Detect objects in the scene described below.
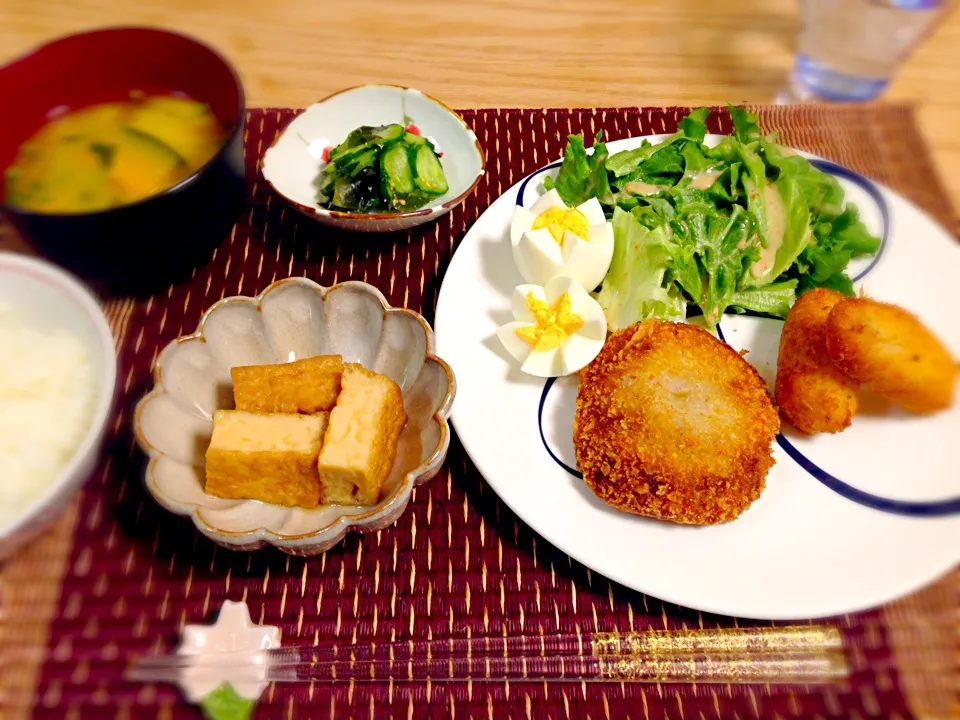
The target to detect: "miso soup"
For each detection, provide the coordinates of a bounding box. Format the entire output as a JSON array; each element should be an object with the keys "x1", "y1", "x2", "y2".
[{"x1": 4, "y1": 95, "x2": 226, "y2": 214}]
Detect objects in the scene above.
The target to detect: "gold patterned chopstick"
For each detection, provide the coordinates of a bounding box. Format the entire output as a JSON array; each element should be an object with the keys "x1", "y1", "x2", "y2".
[
  {"x1": 590, "y1": 625, "x2": 843, "y2": 656},
  {"x1": 594, "y1": 651, "x2": 848, "y2": 683},
  {"x1": 128, "y1": 651, "x2": 849, "y2": 685},
  {"x1": 132, "y1": 625, "x2": 844, "y2": 670}
]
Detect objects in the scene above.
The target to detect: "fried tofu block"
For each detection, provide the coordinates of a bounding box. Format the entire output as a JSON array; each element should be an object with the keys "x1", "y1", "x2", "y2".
[
  {"x1": 231, "y1": 355, "x2": 343, "y2": 414},
  {"x1": 204, "y1": 410, "x2": 328, "y2": 508},
  {"x1": 317, "y1": 364, "x2": 407, "y2": 505}
]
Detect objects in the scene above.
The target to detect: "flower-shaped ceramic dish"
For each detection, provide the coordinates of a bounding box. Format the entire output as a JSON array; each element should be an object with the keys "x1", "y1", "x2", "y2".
[
  {"x1": 262, "y1": 84, "x2": 485, "y2": 232},
  {"x1": 133, "y1": 278, "x2": 455, "y2": 555}
]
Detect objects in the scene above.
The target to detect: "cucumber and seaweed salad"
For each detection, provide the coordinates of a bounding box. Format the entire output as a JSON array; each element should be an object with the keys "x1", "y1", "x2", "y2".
[{"x1": 317, "y1": 124, "x2": 449, "y2": 213}]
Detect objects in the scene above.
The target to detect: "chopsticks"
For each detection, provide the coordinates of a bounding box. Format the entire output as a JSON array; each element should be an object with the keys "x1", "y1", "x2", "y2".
[
  {"x1": 126, "y1": 625, "x2": 848, "y2": 685},
  {"x1": 129, "y1": 653, "x2": 846, "y2": 684}
]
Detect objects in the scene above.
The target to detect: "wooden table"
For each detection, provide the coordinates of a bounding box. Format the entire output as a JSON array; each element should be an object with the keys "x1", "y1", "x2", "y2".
[
  {"x1": 2, "y1": 0, "x2": 959, "y2": 210},
  {"x1": 2, "y1": 7, "x2": 959, "y2": 718}
]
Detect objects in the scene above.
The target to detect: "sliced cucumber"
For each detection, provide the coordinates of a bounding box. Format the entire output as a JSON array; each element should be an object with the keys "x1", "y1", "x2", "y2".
[
  {"x1": 339, "y1": 146, "x2": 379, "y2": 176},
  {"x1": 403, "y1": 131, "x2": 427, "y2": 146},
  {"x1": 331, "y1": 142, "x2": 374, "y2": 171},
  {"x1": 410, "y1": 144, "x2": 448, "y2": 195},
  {"x1": 329, "y1": 128, "x2": 366, "y2": 159},
  {"x1": 380, "y1": 144, "x2": 415, "y2": 203},
  {"x1": 370, "y1": 124, "x2": 405, "y2": 143}
]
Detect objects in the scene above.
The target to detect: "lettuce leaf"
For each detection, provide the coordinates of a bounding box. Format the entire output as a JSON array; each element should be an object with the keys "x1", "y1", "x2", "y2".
[
  {"x1": 730, "y1": 280, "x2": 798, "y2": 318},
  {"x1": 741, "y1": 177, "x2": 813, "y2": 288},
  {"x1": 784, "y1": 204, "x2": 881, "y2": 296},
  {"x1": 544, "y1": 132, "x2": 613, "y2": 206},
  {"x1": 605, "y1": 108, "x2": 710, "y2": 179},
  {"x1": 636, "y1": 143, "x2": 685, "y2": 177},
  {"x1": 706, "y1": 161, "x2": 741, "y2": 203},
  {"x1": 605, "y1": 140, "x2": 661, "y2": 178},
  {"x1": 681, "y1": 140, "x2": 714, "y2": 174},
  {"x1": 760, "y1": 138, "x2": 844, "y2": 216},
  {"x1": 635, "y1": 197, "x2": 675, "y2": 225},
  {"x1": 705, "y1": 136, "x2": 766, "y2": 199},
  {"x1": 596, "y1": 208, "x2": 686, "y2": 330},
  {"x1": 730, "y1": 105, "x2": 763, "y2": 145},
  {"x1": 678, "y1": 107, "x2": 710, "y2": 143},
  {"x1": 795, "y1": 271, "x2": 855, "y2": 297},
  {"x1": 669, "y1": 194, "x2": 755, "y2": 325}
]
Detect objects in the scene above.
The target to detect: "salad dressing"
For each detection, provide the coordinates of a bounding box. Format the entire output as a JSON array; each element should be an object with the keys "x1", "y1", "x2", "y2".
[
  {"x1": 623, "y1": 181, "x2": 668, "y2": 195},
  {"x1": 687, "y1": 167, "x2": 723, "y2": 191},
  {"x1": 750, "y1": 183, "x2": 787, "y2": 278}
]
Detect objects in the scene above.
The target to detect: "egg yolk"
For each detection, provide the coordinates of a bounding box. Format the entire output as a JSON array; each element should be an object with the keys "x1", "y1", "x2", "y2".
[
  {"x1": 531, "y1": 207, "x2": 590, "y2": 244},
  {"x1": 515, "y1": 292, "x2": 584, "y2": 351}
]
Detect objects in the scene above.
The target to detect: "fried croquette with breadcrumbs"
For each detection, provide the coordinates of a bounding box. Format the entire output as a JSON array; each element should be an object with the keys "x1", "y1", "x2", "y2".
[
  {"x1": 825, "y1": 297, "x2": 958, "y2": 415},
  {"x1": 776, "y1": 288, "x2": 859, "y2": 434},
  {"x1": 573, "y1": 320, "x2": 780, "y2": 525}
]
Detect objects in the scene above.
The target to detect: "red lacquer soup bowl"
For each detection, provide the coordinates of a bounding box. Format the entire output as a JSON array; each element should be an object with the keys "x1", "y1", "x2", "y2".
[{"x1": 0, "y1": 27, "x2": 246, "y2": 293}]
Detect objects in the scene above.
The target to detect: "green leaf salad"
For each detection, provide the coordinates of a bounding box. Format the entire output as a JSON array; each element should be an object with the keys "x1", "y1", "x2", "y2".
[{"x1": 544, "y1": 106, "x2": 882, "y2": 331}]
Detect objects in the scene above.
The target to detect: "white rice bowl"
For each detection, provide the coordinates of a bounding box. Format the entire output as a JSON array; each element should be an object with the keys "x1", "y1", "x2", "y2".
[{"x1": 0, "y1": 253, "x2": 117, "y2": 558}]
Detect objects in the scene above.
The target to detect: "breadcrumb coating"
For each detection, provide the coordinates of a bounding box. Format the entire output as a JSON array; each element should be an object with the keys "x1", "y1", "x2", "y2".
[
  {"x1": 574, "y1": 320, "x2": 780, "y2": 525},
  {"x1": 776, "y1": 288, "x2": 859, "y2": 434},
  {"x1": 825, "y1": 297, "x2": 958, "y2": 415}
]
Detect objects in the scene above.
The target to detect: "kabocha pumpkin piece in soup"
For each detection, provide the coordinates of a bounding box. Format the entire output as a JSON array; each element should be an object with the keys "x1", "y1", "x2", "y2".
[
  {"x1": 317, "y1": 364, "x2": 407, "y2": 505},
  {"x1": 107, "y1": 128, "x2": 186, "y2": 200},
  {"x1": 574, "y1": 320, "x2": 779, "y2": 525},
  {"x1": 125, "y1": 95, "x2": 226, "y2": 167},
  {"x1": 231, "y1": 355, "x2": 344, "y2": 415},
  {"x1": 4, "y1": 140, "x2": 117, "y2": 213},
  {"x1": 204, "y1": 410, "x2": 327, "y2": 508}
]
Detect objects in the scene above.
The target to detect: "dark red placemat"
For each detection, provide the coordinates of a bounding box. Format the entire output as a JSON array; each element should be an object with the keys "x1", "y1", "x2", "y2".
[{"x1": 9, "y1": 105, "x2": 956, "y2": 719}]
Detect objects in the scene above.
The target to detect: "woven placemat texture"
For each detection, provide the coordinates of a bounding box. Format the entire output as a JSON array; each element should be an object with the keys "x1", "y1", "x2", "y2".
[{"x1": 2, "y1": 105, "x2": 958, "y2": 720}]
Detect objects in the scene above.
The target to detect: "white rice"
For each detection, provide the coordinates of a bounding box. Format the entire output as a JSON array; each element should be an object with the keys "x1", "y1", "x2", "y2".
[{"x1": 0, "y1": 302, "x2": 97, "y2": 526}]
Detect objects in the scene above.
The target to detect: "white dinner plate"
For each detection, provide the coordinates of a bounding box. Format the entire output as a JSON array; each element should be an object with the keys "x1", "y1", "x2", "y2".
[{"x1": 434, "y1": 134, "x2": 960, "y2": 620}]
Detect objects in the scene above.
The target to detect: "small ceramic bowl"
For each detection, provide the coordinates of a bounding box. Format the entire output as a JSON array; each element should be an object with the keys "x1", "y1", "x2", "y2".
[
  {"x1": 0, "y1": 252, "x2": 118, "y2": 559},
  {"x1": 262, "y1": 85, "x2": 485, "y2": 232},
  {"x1": 133, "y1": 278, "x2": 456, "y2": 555}
]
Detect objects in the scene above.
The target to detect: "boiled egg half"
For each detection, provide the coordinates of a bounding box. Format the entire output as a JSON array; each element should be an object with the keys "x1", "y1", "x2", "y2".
[
  {"x1": 510, "y1": 189, "x2": 614, "y2": 291},
  {"x1": 496, "y1": 276, "x2": 607, "y2": 377}
]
